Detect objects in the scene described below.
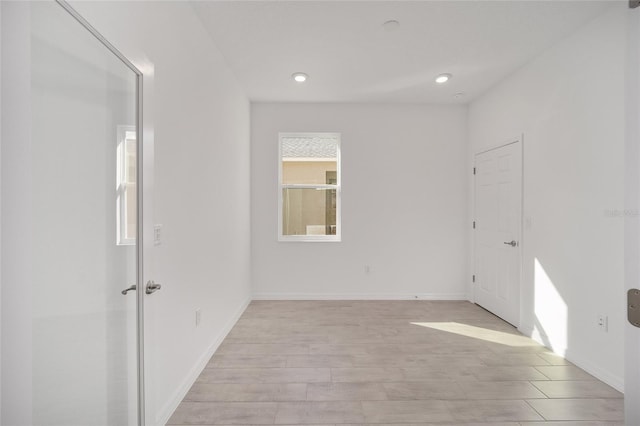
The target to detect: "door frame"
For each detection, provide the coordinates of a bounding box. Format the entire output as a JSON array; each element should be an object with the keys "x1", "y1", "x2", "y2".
[
  {"x1": 472, "y1": 136, "x2": 524, "y2": 328},
  {"x1": 54, "y1": 1, "x2": 147, "y2": 424}
]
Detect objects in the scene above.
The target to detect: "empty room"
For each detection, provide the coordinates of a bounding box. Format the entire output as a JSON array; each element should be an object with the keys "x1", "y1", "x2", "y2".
[{"x1": 2, "y1": 0, "x2": 640, "y2": 424}]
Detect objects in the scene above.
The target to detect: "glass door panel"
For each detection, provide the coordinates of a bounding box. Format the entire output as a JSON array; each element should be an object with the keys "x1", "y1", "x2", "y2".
[{"x1": 30, "y1": 2, "x2": 140, "y2": 424}]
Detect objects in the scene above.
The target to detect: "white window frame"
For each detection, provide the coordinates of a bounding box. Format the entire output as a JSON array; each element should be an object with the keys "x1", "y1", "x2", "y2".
[
  {"x1": 278, "y1": 132, "x2": 341, "y2": 242},
  {"x1": 117, "y1": 125, "x2": 136, "y2": 246}
]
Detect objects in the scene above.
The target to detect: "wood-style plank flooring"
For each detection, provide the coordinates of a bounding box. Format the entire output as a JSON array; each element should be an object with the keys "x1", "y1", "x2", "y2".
[{"x1": 168, "y1": 300, "x2": 623, "y2": 425}]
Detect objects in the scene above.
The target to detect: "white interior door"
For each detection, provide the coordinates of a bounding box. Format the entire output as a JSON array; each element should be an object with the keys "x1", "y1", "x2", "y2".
[
  {"x1": 7, "y1": 1, "x2": 144, "y2": 424},
  {"x1": 474, "y1": 140, "x2": 522, "y2": 326},
  {"x1": 625, "y1": 4, "x2": 640, "y2": 423}
]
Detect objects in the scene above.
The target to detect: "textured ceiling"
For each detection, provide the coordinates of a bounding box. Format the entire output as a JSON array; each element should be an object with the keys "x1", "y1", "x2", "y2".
[{"x1": 192, "y1": 1, "x2": 615, "y2": 104}]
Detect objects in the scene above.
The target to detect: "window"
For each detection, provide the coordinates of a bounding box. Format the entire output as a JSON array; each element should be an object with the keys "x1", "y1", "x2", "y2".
[
  {"x1": 279, "y1": 132, "x2": 341, "y2": 242},
  {"x1": 117, "y1": 126, "x2": 137, "y2": 245}
]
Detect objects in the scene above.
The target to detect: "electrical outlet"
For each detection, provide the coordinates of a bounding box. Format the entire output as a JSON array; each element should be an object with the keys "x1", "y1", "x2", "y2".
[
  {"x1": 597, "y1": 314, "x2": 608, "y2": 332},
  {"x1": 195, "y1": 308, "x2": 202, "y2": 327}
]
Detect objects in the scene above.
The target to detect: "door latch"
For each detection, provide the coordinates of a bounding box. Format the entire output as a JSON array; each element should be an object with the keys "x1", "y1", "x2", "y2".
[{"x1": 146, "y1": 280, "x2": 162, "y2": 295}]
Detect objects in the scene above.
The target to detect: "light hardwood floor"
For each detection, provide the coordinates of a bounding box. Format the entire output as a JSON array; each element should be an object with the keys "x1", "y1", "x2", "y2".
[{"x1": 168, "y1": 300, "x2": 624, "y2": 425}]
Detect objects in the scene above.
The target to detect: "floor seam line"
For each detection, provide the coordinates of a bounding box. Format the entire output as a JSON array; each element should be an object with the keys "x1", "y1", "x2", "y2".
[{"x1": 524, "y1": 398, "x2": 548, "y2": 421}]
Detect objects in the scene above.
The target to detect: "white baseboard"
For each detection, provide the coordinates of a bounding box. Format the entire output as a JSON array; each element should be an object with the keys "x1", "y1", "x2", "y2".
[
  {"x1": 157, "y1": 295, "x2": 251, "y2": 426},
  {"x1": 252, "y1": 293, "x2": 468, "y2": 301},
  {"x1": 518, "y1": 323, "x2": 547, "y2": 346},
  {"x1": 518, "y1": 322, "x2": 624, "y2": 393},
  {"x1": 564, "y1": 348, "x2": 624, "y2": 393}
]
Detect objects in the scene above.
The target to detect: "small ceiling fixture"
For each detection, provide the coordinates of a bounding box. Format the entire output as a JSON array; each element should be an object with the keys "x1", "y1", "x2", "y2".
[
  {"x1": 292, "y1": 72, "x2": 308, "y2": 83},
  {"x1": 382, "y1": 20, "x2": 400, "y2": 31},
  {"x1": 435, "y1": 73, "x2": 452, "y2": 84}
]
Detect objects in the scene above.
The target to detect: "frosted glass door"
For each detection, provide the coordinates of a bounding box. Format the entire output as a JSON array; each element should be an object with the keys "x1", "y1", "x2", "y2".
[{"x1": 31, "y1": 2, "x2": 140, "y2": 424}]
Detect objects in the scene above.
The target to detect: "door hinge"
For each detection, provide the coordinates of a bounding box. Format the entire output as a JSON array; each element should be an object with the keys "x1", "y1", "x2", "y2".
[
  {"x1": 473, "y1": 221, "x2": 476, "y2": 229},
  {"x1": 473, "y1": 167, "x2": 476, "y2": 175},
  {"x1": 472, "y1": 275, "x2": 476, "y2": 283}
]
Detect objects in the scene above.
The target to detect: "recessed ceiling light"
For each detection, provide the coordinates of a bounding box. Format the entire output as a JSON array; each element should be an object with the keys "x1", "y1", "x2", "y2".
[
  {"x1": 435, "y1": 73, "x2": 452, "y2": 84},
  {"x1": 292, "y1": 72, "x2": 308, "y2": 83},
  {"x1": 382, "y1": 20, "x2": 400, "y2": 31}
]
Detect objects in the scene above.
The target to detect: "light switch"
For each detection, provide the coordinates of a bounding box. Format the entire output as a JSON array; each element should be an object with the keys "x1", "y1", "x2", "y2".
[
  {"x1": 524, "y1": 216, "x2": 532, "y2": 230},
  {"x1": 154, "y1": 224, "x2": 162, "y2": 246}
]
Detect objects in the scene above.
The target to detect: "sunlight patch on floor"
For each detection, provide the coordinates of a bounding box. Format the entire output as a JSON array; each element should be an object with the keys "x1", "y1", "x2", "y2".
[{"x1": 410, "y1": 322, "x2": 540, "y2": 347}]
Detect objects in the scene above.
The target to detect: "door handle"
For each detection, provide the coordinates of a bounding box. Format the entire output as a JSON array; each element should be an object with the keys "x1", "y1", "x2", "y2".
[
  {"x1": 121, "y1": 285, "x2": 136, "y2": 295},
  {"x1": 503, "y1": 240, "x2": 517, "y2": 247},
  {"x1": 629, "y1": 289, "x2": 640, "y2": 328},
  {"x1": 145, "y1": 280, "x2": 162, "y2": 295}
]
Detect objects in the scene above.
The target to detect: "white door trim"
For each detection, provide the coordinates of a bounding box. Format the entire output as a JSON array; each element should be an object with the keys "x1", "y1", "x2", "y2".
[{"x1": 472, "y1": 136, "x2": 524, "y2": 328}]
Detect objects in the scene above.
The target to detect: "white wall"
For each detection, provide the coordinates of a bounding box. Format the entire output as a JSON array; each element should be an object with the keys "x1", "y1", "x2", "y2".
[
  {"x1": 251, "y1": 103, "x2": 468, "y2": 299},
  {"x1": 469, "y1": 4, "x2": 626, "y2": 389},
  {"x1": 1, "y1": 2, "x2": 251, "y2": 425},
  {"x1": 70, "y1": 2, "x2": 252, "y2": 423}
]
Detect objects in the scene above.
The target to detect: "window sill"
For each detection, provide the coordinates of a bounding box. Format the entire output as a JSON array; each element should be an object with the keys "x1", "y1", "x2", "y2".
[{"x1": 278, "y1": 235, "x2": 341, "y2": 243}]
